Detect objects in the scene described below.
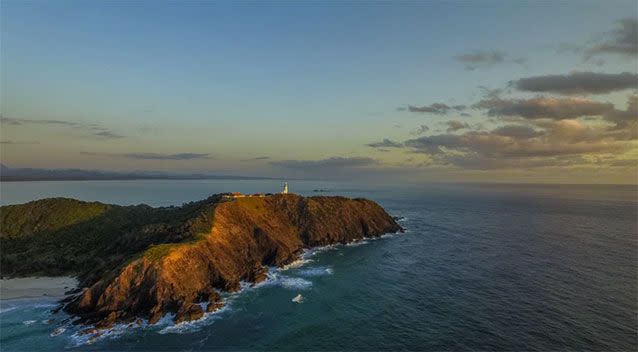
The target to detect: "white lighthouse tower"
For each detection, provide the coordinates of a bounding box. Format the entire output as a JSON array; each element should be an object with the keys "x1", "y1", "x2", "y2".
[{"x1": 282, "y1": 182, "x2": 289, "y2": 194}]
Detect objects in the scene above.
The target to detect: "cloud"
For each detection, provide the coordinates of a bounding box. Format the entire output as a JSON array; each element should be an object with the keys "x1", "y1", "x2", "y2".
[
  {"x1": 404, "y1": 130, "x2": 628, "y2": 169},
  {"x1": 584, "y1": 18, "x2": 637, "y2": 59},
  {"x1": 1, "y1": 116, "x2": 125, "y2": 140},
  {"x1": 411, "y1": 124, "x2": 430, "y2": 135},
  {"x1": 491, "y1": 125, "x2": 543, "y2": 139},
  {"x1": 81, "y1": 152, "x2": 211, "y2": 160},
  {"x1": 366, "y1": 139, "x2": 403, "y2": 148},
  {"x1": 454, "y1": 50, "x2": 526, "y2": 70},
  {"x1": 603, "y1": 95, "x2": 637, "y2": 138},
  {"x1": 0, "y1": 140, "x2": 39, "y2": 145},
  {"x1": 271, "y1": 157, "x2": 377, "y2": 169},
  {"x1": 445, "y1": 120, "x2": 470, "y2": 132},
  {"x1": 511, "y1": 72, "x2": 638, "y2": 95},
  {"x1": 94, "y1": 131, "x2": 125, "y2": 139},
  {"x1": 0, "y1": 117, "x2": 79, "y2": 127},
  {"x1": 124, "y1": 153, "x2": 210, "y2": 160},
  {"x1": 607, "y1": 159, "x2": 638, "y2": 168},
  {"x1": 402, "y1": 103, "x2": 466, "y2": 115},
  {"x1": 478, "y1": 86, "x2": 507, "y2": 99},
  {"x1": 399, "y1": 110, "x2": 636, "y2": 170},
  {"x1": 473, "y1": 96, "x2": 614, "y2": 120},
  {"x1": 241, "y1": 156, "x2": 271, "y2": 161},
  {"x1": 455, "y1": 50, "x2": 505, "y2": 70}
]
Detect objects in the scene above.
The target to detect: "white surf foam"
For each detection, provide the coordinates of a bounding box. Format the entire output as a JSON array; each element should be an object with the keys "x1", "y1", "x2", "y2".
[
  {"x1": 297, "y1": 266, "x2": 334, "y2": 277},
  {"x1": 50, "y1": 327, "x2": 66, "y2": 337},
  {"x1": 279, "y1": 277, "x2": 312, "y2": 290},
  {"x1": 346, "y1": 240, "x2": 369, "y2": 247},
  {"x1": 70, "y1": 320, "x2": 140, "y2": 346},
  {"x1": 158, "y1": 304, "x2": 229, "y2": 335},
  {"x1": 0, "y1": 306, "x2": 16, "y2": 314}
]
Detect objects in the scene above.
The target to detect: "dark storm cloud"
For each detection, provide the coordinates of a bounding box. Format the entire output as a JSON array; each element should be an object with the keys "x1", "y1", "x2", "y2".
[
  {"x1": 473, "y1": 97, "x2": 614, "y2": 120},
  {"x1": 584, "y1": 18, "x2": 638, "y2": 59},
  {"x1": 366, "y1": 139, "x2": 403, "y2": 148},
  {"x1": 454, "y1": 50, "x2": 526, "y2": 70},
  {"x1": 271, "y1": 157, "x2": 377, "y2": 169},
  {"x1": 402, "y1": 103, "x2": 466, "y2": 115},
  {"x1": 511, "y1": 72, "x2": 638, "y2": 95}
]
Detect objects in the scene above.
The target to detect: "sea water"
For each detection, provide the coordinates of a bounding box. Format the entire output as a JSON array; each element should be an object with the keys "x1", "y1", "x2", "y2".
[{"x1": 0, "y1": 180, "x2": 636, "y2": 350}]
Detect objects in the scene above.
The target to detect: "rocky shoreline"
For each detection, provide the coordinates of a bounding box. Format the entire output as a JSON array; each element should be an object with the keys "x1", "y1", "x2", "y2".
[{"x1": 1, "y1": 194, "x2": 402, "y2": 330}]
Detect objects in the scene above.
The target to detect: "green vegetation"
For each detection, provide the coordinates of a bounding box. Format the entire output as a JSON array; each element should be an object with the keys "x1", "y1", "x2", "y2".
[
  {"x1": 143, "y1": 243, "x2": 179, "y2": 261},
  {"x1": 0, "y1": 195, "x2": 222, "y2": 284},
  {"x1": 143, "y1": 232, "x2": 209, "y2": 262},
  {"x1": 0, "y1": 198, "x2": 109, "y2": 238}
]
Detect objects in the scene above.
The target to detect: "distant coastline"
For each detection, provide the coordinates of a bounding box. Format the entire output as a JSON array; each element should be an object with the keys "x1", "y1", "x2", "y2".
[
  {"x1": 0, "y1": 175, "x2": 279, "y2": 182},
  {"x1": 0, "y1": 164, "x2": 280, "y2": 182}
]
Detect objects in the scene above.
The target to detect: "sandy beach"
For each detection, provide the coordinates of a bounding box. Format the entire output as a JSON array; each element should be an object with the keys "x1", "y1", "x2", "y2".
[{"x1": 0, "y1": 277, "x2": 77, "y2": 300}]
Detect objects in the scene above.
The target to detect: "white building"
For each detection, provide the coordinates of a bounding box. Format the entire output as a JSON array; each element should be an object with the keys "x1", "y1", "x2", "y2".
[{"x1": 282, "y1": 182, "x2": 289, "y2": 194}]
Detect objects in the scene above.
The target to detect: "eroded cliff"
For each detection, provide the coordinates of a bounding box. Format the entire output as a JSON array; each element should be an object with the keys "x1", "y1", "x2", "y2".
[{"x1": 1, "y1": 194, "x2": 401, "y2": 329}]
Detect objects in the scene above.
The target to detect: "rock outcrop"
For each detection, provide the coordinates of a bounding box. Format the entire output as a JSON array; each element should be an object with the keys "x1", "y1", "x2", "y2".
[{"x1": 2, "y1": 194, "x2": 401, "y2": 328}]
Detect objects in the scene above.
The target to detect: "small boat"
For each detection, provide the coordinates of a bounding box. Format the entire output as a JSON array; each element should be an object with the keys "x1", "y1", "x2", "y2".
[{"x1": 292, "y1": 294, "x2": 303, "y2": 303}]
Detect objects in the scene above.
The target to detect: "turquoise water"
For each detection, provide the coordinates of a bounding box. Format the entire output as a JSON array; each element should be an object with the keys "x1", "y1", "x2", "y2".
[{"x1": 1, "y1": 180, "x2": 636, "y2": 350}]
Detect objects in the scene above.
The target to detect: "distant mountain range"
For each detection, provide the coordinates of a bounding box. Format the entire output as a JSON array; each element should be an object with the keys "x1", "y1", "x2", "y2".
[{"x1": 0, "y1": 164, "x2": 277, "y2": 181}]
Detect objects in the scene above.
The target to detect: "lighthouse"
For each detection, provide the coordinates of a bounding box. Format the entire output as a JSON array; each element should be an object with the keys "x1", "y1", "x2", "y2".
[{"x1": 282, "y1": 182, "x2": 289, "y2": 194}]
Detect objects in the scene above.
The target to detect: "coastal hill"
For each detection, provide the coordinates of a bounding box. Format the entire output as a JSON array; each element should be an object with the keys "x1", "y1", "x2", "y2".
[{"x1": 0, "y1": 194, "x2": 401, "y2": 329}]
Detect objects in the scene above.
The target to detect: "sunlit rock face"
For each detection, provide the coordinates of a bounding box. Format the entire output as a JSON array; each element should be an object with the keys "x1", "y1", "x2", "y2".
[{"x1": 62, "y1": 194, "x2": 401, "y2": 328}]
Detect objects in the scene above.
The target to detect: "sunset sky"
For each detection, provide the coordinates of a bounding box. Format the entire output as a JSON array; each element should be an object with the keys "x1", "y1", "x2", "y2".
[{"x1": 1, "y1": 1, "x2": 637, "y2": 183}]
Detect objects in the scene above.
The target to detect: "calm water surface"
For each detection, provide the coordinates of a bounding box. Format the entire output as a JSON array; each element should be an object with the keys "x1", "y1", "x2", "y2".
[{"x1": 0, "y1": 180, "x2": 636, "y2": 351}]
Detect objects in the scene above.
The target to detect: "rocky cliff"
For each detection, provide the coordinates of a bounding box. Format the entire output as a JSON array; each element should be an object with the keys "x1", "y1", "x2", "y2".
[{"x1": 1, "y1": 194, "x2": 401, "y2": 329}]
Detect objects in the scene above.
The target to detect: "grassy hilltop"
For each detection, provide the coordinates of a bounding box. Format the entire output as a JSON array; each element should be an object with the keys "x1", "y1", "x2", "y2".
[{"x1": 0, "y1": 196, "x2": 220, "y2": 284}]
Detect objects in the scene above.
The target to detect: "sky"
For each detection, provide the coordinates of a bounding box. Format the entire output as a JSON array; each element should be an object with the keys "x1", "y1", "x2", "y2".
[{"x1": 1, "y1": 0, "x2": 637, "y2": 184}]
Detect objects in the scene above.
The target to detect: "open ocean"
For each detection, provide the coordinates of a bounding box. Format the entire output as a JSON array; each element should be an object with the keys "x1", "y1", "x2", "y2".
[{"x1": 0, "y1": 180, "x2": 636, "y2": 351}]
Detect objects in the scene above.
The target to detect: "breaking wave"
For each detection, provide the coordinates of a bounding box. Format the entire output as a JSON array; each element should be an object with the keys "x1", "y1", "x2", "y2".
[
  {"x1": 296, "y1": 267, "x2": 334, "y2": 277},
  {"x1": 0, "y1": 307, "x2": 17, "y2": 314}
]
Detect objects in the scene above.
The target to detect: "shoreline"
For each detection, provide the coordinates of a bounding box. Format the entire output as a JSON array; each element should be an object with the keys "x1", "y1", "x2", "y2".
[{"x1": 0, "y1": 276, "x2": 77, "y2": 301}]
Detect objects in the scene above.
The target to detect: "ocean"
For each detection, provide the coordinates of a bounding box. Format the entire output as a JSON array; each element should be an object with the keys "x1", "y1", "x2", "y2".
[{"x1": 0, "y1": 180, "x2": 636, "y2": 351}]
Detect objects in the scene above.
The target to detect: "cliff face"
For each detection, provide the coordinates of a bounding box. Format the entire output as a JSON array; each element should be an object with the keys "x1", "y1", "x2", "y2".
[{"x1": 64, "y1": 194, "x2": 401, "y2": 328}]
